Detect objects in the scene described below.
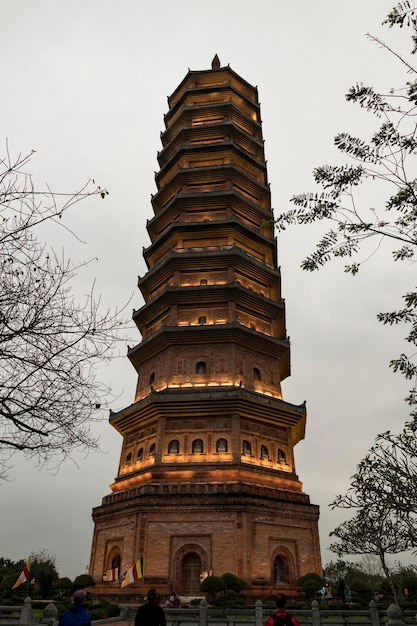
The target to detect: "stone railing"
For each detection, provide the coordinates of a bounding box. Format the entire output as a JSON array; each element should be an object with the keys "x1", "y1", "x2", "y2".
[
  {"x1": 4, "y1": 596, "x2": 417, "y2": 626},
  {"x1": 0, "y1": 597, "x2": 58, "y2": 626},
  {"x1": 157, "y1": 600, "x2": 417, "y2": 626}
]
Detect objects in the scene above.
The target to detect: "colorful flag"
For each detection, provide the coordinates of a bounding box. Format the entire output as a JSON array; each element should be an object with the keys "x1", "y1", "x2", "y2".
[
  {"x1": 120, "y1": 558, "x2": 143, "y2": 588},
  {"x1": 103, "y1": 568, "x2": 119, "y2": 582},
  {"x1": 199, "y1": 570, "x2": 213, "y2": 583},
  {"x1": 12, "y1": 560, "x2": 31, "y2": 590}
]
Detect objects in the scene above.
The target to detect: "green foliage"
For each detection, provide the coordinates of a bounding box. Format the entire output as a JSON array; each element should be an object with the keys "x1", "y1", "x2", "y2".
[
  {"x1": 329, "y1": 422, "x2": 417, "y2": 605},
  {"x1": 88, "y1": 599, "x2": 119, "y2": 620},
  {"x1": 297, "y1": 573, "x2": 324, "y2": 598},
  {"x1": 213, "y1": 591, "x2": 244, "y2": 608},
  {"x1": 297, "y1": 573, "x2": 324, "y2": 586},
  {"x1": 220, "y1": 572, "x2": 247, "y2": 592},
  {"x1": 0, "y1": 574, "x2": 20, "y2": 598},
  {"x1": 73, "y1": 574, "x2": 95, "y2": 589},
  {"x1": 0, "y1": 551, "x2": 59, "y2": 599},
  {"x1": 330, "y1": 510, "x2": 413, "y2": 557},
  {"x1": 275, "y1": 1, "x2": 417, "y2": 608},
  {"x1": 200, "y1": 575, "x2": 226, "y2": 601},
  {"x1": 54, "y1": 578, "x2": 72, "y2": 598},
  {"x1": 323, "y1": 560, "x2": 363, "y2": 588},
  {"x1": 273, "y1": 2, "x2": 417, "y2": 419},
  {"x1": 55, "y1": 577, "x2": 72, "y2": 590},
  {"x1": 384, "y1": 2, "x2": 417, "y2": 54},
  {"x1": 0, "y1": 559, "x2": 27, "y2": 600},
  {"x1": 30, "y1": 550, "x2": 59, "y2": 598}
]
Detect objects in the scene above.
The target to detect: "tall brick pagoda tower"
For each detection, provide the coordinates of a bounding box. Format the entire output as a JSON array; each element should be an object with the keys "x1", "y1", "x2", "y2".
[{"x1": 89, "y1": 56, "x2": 321, "y2": 600}]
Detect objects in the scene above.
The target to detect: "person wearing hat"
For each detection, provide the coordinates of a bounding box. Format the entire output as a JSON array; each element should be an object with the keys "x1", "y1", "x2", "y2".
[
  {"x1": 59, "y1": 590, "x2": 91, "y2": 626},
  {"x1": 135, "y1": 588, "x2": 166, "y2": 626}
]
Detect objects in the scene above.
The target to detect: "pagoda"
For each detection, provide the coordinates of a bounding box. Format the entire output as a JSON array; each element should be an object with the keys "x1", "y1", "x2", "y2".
[{"x1": 89, "y1": 56, "x2": 322, "y2": 600}]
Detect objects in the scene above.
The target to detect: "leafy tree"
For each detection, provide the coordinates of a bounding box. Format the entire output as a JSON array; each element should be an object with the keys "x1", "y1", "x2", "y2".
[
  {"x1": 30, "y1": 550, "x2": 59, "y2": 598},
  {"x1": 272, "y1": 2, "x2": 417, "y2": 417},
  {"x1": 200, "y1": 575, "x2": 226, "y2": 602},
  {"x1": 331, "y1": 422, "x2": 417, "y2": 550},
  {"x1": 392, "y1": 564, "x2": 417, "y2": 600},
  {"x1": 329, "y1": 506, "x2": 412, "y2": 604},
  {"x1": 54, "y1": 577, "x2": 73, "y2": 597},
  {"x1": 358, "y1": 555, "x2": 384, "y2": 578},
  {"x1": 334, "y1": 423, "x2": 417, "y2": 527},
  {"x1": 0, "y1": 552, "x2": 58, "y2": 599},
  {"x1": 73, "y1": 574, "x2": 95, "y2": 590},
  {"x1": 220, "y1": 572, "x2": 247, "y2": 593},
  {"x1": 0, "y1": 558, "x2": 23, "y2": 586},
  {"x1": 297, "y1": 573, "x2": 324, "y2": 598},
  {"x1": 323, "y1": 559, "x2": 363, "y2": 589},
  {"x1": 0, "y1": 146, "x2": 127, "y2": 479},
  {"x1": 329, "y1": 419, "x2": 417, "y2": 606},
  {"x1": 272, "y1": 4, "x2": 417, "y2": 605},
  {"x1": 0, "y1": 573, "x2": 21, "y2": 598},
  {"x1": 323, "y1": 559, "x2": 388, "y2": 604}
]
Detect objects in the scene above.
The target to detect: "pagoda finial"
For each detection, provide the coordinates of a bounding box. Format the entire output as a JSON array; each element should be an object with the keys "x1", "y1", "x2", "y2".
[{"x1": 211, "y1": 54, "x2": 220, "y2": 69}]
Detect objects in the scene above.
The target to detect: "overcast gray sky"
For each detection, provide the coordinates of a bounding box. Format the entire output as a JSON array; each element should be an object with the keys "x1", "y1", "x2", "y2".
[{"x1": 1, "y1": 0, "x2": 414, "y2": 579}]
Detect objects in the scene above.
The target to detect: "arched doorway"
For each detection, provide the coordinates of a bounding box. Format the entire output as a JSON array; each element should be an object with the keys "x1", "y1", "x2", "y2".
[
  {"x1": 106, "y1": 546, "x2": 121, "y2": 571},
  {"x1": 182, "y1": 552, "x2": 202, "y2": 595},
  {"x1": 274, "y1": 555, "x2": 286, "y2": 584}
]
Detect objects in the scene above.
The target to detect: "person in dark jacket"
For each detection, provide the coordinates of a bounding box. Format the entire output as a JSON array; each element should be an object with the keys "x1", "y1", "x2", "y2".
[
  {"x1": 264, "y1": 593, "x2": 299, "y2": 626},
  {"x1": 59, "y1": 590, "x2": 91, "y2": 626},
  {"x1": 135, "y1": 588, "x2": 166, "y2": 626}
]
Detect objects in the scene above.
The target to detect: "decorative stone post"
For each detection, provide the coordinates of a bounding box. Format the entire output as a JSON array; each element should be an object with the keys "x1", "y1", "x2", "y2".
[
  {"x1": 19, "y1": 597, "x2": 33, "y2": 625},
  {"x1": 311, "y1": 599, "x2": 320, "y2": 626},
  {"x1": 255, "y1": 599, "x2": 263, "y2": 626},
  {"x1": 386, "y1": 603, "x2": 406, "y2": 626},
  {"x1": 199, "y1": 598, "x2": 208, "y2": 626},
  {"x1": 40, "y1": 603, "x2": 58, "y2": 626},
  {"x1": 369, "y1": 600, "x2": 380, "y2": 626}
]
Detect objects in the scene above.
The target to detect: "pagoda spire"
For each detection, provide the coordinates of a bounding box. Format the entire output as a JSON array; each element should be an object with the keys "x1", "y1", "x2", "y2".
[{"x1": 211, "y1": 54, "x2": 220, "y2": 69}]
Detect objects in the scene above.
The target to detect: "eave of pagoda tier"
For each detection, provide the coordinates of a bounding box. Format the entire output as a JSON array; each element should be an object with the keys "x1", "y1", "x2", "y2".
[
  {"x1": 110, "y1": 465, "x2": 303, "y2": 496},
  {"x1": 126, "y1": 324, "x2": 290, "y2": 393},
  {"x1": 137, "y1": 247, "x2": 282, "y2": 304},
  {"x1": 166, "y1": 80, "x2": 259, "y2": 126},
  {"x1": 158, "y1": 118, "x2": 265, "y2": 168},
  {"x1": 109, "y1": 386, "x2": 305, "y2": 444},
  {"x1": 155, "y1": 141, "x2": 267, "y2": 192},
  {"x1": 167, "y1": 65, "x2": 259, "y2": 111},
  {"x1": 142, "y1": 218, "x2": 278, "y2": 270},
  {"x1": 151, "y1": 164, "x2": 271, "y2": 215},
  {"x1": 146, "y1": 190, "x2": 274, "y2": 242},
  {"x1": 161, "y1": 96, "x2": 262, "y2": 142},
  {"x1": 131, "y1": 283, "x2": 285, "y2": 336}
]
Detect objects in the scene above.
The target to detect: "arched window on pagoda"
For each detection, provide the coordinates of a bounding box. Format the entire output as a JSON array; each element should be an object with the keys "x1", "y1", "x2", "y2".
[
  {"x1": 261, "y1": 444, "x2": 269, "y2": 460},
  {"x1": 253, "y1": 367, "x2": 261, "y2": 380},
  {"x1": 149, "y1": 371, "x2": 155, "y2": 385},
  {"x1": 149, "y1": 443, "x2": 156, "y2": 457},
  {"x1": 137, "y1": 448, "x2": 143, "y2": 462},
  {"x1": 278, "y1": 449, "x2": 286, "y2": 464},
  {"x1": 198, "y1": 316, "x2": 207, "y2": 325},
  {"x1": 168, "y1": 439, "x2": 180, "y2": 454},
  {"x1": 216, "y1": 438, "x2": 228, "y2": 453},
  {"x1": 192, "y1": 439, "x2": 204, "y2": 453},
  {"x1": 125, "y1": 452, "x2": 132, "y2": 466},
  {"x1": 242, "y1": 440, "x2": 252, "y2": 456},
  {"x1": 196, "y1": 361, "x2": 206, "y2": 374}
]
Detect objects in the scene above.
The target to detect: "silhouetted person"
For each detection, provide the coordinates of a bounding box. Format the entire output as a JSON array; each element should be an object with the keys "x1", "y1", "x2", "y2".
[
  {"x1": 59, "y1": 590, "x2": 91, "y2": 626},
  {"x1": 135, "y1": 588, "x2": 166, "y2": 626},
  {"x1": 264, "y1": 593, "x2": 299, "y2": 626}
]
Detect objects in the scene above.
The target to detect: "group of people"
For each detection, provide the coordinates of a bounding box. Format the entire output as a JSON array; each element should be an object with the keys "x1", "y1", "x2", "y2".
[{"x1": 59, "y1": 587, "x2": 299, "y2": 626}]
